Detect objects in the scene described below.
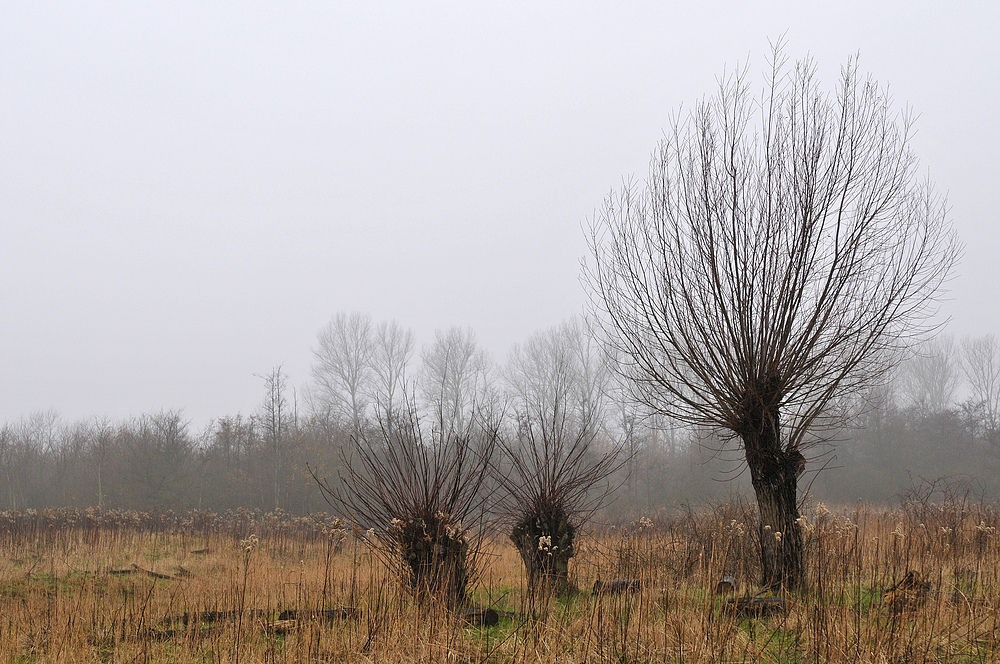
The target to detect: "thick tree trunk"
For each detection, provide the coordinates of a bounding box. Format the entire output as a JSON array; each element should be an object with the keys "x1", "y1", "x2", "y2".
[
  {"x1": 742, "y1": 393, "x2": 804, "y2": 590},
  {"x1": 396, "y1": 519, "x2": 469, "y2": 606},
  {"x1": 511, "y1": 504, "x2": 577, "y2": 598},
  {"x1": 746, "y1": 446, "x2": 803, "y2": 590}
]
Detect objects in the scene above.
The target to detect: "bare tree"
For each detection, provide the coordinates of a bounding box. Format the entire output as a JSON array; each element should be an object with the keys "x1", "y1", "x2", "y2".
[
  {"x1": 1, "y1": 411, "x2": 61, "y2": 507},
  {"x1": 122, "y1": 411, "x2": 193, "y2": 509},
  {"x1": 311, "y1": 312, "x2": 374, "y2": 433},
  {"x1": 370, "y1": 319, "x2": 415, "y2": 427},
  {"x1": 257, "y1": 366, "x2": 293, "y2": 510},
  {"x1": 419, "y1": 327, "x2": 492, "y2": 440},
  {"x1": 898, "y1": 335, "x2": 961, "y2": 414},
  {"x1": 585, "y1": 48, "x2": 959, "y2": 589},
  {"x1": 0, "y1": 424, "x2": 20, "y2": 508},
  {"x1": 498, "y1": 318, "x2": 624, "y2": 596},
  {"x1": 89, "y1": 416, "x2": 116, "y2": 507},
  {"x1": 962, "y1": 334, "x2": 1000, "y2": 446}
]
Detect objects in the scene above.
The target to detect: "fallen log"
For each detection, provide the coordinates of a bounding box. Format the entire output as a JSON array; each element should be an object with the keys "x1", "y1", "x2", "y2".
[
  {"x1": 592, "y1": 579, "x2": 642, "y2": 595},
  {"x1": 724, "y1": 596, "x2": 788, "y2": 617},
  {"x1": 160, "y1": 609, "x2": 267, "y2": 626},
  {"x1": 143, "y1": 626, "x2": 223, "y2": 640},
  {"x1": 266, "y1": 619, "x2": 298, "y2": 635},
  {"x1": 132, "y1": 563, "x2": 176, "y2": 580},
  {"x1": 950, "y1": 591, "x2": 990, "y2": 614},
  {"x1": 276, "y1": 608, "x2": 359, "y2": 622},
  {"x1": 462, "y1": 607, "x2": 499, "y2": 627}
]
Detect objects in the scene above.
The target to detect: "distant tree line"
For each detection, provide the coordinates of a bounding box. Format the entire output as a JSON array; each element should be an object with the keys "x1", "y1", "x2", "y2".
[
  {"x1": 1, "y1": 319, "x2": 998, "y2": 514},
  {"x1": 810, "y1": 334, "x2": 1000, "y2": 503}
]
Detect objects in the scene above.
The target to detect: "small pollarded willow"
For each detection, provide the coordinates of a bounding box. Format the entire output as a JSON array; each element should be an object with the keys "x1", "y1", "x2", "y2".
[
  {"x1": 585, "y1": 48, "x2": 960, "y2": 589},
  {"x1": 496, "y1": 319, "x2": 625, "y2": 597},
  {"x1": 313, "y1": 403, "x2": 498, "y2": 606}
]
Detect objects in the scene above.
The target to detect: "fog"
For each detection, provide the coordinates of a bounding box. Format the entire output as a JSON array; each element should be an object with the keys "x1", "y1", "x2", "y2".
[{"x1": 2, "y1": 2, "x2": 999, "y2": 428}]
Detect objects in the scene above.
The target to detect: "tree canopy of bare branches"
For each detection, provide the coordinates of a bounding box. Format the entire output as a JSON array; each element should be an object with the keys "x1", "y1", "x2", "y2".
[
  {"x1": 962, "y1": 335, "x2": 1000, "y2": 446},
  {"x1": 899, "y1": 336, "x2": 961, "y2": 415},
  {"x1": 310, "y1": 313, "x2": 416, "y2": 437},
  {"x1": 584, "y1": 48, "x2": 960, "y2": 588},
  {"x1": 419, "y1": 326, "x2": 493, "y2": 441},
  {"x1": 372, "y1": 320, "x2": 416, "y2": 426},
  {"x1": 310, "y1": 312, "x2": 375, "y2": 434}
]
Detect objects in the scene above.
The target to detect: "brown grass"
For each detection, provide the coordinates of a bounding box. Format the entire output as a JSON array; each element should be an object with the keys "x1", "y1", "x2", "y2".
[{"x1": 1, "y1": 501, "x2": 998, "y2": 663}]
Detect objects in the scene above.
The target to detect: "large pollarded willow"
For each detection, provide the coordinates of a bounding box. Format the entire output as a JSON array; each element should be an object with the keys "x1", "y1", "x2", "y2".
[{"x1": 585, "y1": 51, "x2": 960, "y2": 589}]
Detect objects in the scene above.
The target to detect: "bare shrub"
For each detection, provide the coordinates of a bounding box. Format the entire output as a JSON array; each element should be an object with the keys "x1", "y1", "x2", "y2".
[
  {"x1": 496, "y1": 319, "x2": 626, "y2": 598},
  {"x1": 313, "y1": 405, "x2": 497, "y2": 607}
]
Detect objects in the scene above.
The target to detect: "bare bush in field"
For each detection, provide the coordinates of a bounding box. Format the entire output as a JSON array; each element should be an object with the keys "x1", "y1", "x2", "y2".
[{"x1": 312, "y1": 405, "x2": 498, "y2": 607}]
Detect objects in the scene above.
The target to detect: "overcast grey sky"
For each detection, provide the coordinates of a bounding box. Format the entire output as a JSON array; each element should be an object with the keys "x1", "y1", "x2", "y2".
[{"x1": 2, "y1": 2, "x2": 998, "y2": 428}]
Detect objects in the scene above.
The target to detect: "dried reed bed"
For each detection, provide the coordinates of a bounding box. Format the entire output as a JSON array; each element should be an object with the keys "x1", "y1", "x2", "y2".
[{"x1": 1, "y1": 501, "x2": 998, "y2": 663}]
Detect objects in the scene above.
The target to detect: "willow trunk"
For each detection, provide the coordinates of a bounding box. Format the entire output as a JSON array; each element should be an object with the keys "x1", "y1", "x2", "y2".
[{"x1": 743, "y1": 409, "x2": 804, "y2": 590}]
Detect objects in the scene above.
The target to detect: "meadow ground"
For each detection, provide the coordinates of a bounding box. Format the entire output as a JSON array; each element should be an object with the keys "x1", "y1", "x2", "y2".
[{"x1": 1, "y1": 500, "x2": 998, "y2": 663}]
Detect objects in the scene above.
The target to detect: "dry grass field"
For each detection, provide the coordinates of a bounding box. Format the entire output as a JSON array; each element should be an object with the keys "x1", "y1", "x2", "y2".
[{"x1": 1, "y1": 499, "x2": 998, "y2": 663}]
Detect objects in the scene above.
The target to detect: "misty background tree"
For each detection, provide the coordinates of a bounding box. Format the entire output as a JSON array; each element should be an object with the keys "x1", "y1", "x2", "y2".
[
  {"x1": 420, "y1": 326, "x2": 493, "y2": 441},
  {"x1": 585, "y1": 49, "x2": 960, "y2": 589},
  {"x1": 257, "y1": 366, "x2": 295, "y2": 511},
  {"x1": 898, "y1": 336, "x2": 962, "y2": 416},
  {"x1": 961, "y1": 334, "x2": 1000, "y2": 448},
  {"x1": 310, "y1": 311, "x2": 376, "y2": 436},
  {"x1": 309, "y1": 312, "x2": 417, "y2": 438}
]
